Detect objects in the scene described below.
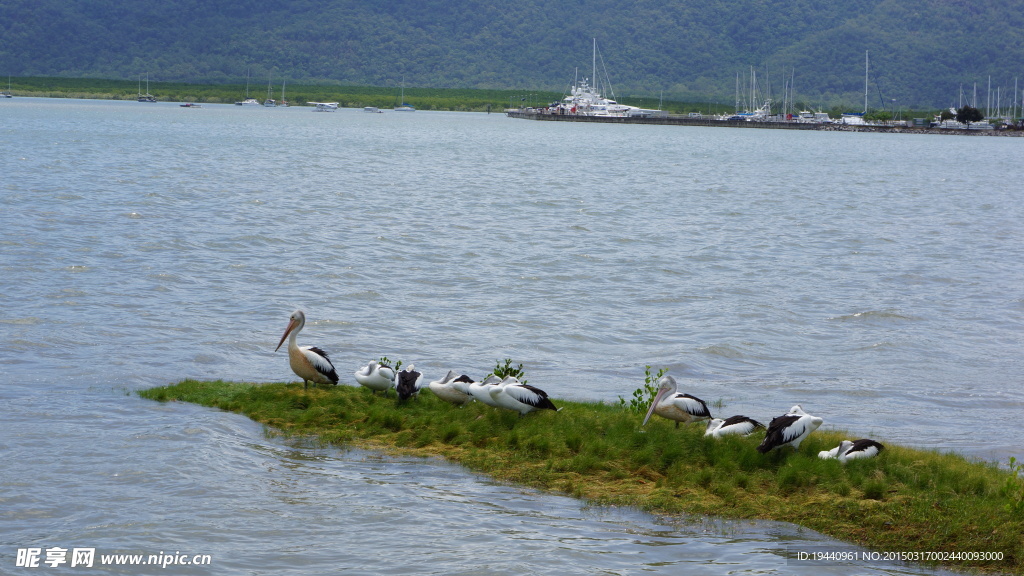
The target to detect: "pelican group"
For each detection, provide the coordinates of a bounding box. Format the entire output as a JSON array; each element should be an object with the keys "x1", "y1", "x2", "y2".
[
  {"x1": 270, "y1": 314, "x2": 882, "y2": 465},
  {"x1": 275, "y1": 310, "x2": 339, "y2": 390}
]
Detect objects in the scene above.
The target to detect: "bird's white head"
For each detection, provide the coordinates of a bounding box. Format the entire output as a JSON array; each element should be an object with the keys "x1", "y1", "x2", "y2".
[
  {"x1": 275, "y1": 310, "x2": 306, "y2": 352},
  {"x1": 704, "y1": 418, "x2": 724, "y2": 436}
]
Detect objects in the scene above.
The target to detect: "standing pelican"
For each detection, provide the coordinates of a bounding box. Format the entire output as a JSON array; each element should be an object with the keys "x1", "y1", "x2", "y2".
[
  {"x1": 275, "y1": 310, "x2": 339, "y2": 390},
  {"x1": 642, "y1": 375, "x2": 712, "y2": 428},
  {"x1": 704, "y1": 415, "x2": 765, "y2": 438},
  {"x1": 756, "y1": 405, "x2": 823, "y2": 453},
  {"x1": 428, "y1": 370, "x2": 474, "y2": 406},
  {"x1": 468, "y1": 375, "x2": 504, "y2": 407},
  {"x1": 354, "y1": 360, "x2": 396, "y2": 395},
  {"x1": 489, "y1": 376, "x2": 559, "y2": 416},
  {"x1": 395, "y1": 364, "x2": 424, "y2": 401}
]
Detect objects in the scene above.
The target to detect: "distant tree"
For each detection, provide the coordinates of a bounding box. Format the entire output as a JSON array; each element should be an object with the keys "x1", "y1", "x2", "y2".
[
  {"x1": 956, "y1": 105, "x2": 984, "y2": 125},
  {"x1": 939, "y1": 108, "x2": 956, "y2": 121}
]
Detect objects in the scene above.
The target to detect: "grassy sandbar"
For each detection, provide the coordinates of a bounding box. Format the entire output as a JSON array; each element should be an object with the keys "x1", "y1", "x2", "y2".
[{"x1": 140, "y1": 380, "x2": 1023, "y2": 574}]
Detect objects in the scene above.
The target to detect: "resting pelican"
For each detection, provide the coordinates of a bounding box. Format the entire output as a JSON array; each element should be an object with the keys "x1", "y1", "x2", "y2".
[
  {"x1": 642, "y1": 375, "x2": 712, "y2": 428},
  {"x1": 468, "y1": 375, "x2": 503, "y2": 407},
  {"x1": 756, "y1": 405, "x2": 823, "y2": 453},
  {"x1": 396, "y1": 364, "x2": 424, "y2": 401},
  {"x1": 275, "y1": 310, "x2": 339, "y2": 390},
  {"x1": 428, "y1": 370, "x2": 474, "y2": 406},
  {"x1": 489, "y1": 376, "x2": 559, "y2": 416},
  {"x1": 704, "y1": 415, "x2": 765, "y2": 438},
  {"x1": 819, "y1": 439, "x2": 885, "y2": 462},
  {"x1": 354, "y1": 360, "x2": 396, "y2": 395}
]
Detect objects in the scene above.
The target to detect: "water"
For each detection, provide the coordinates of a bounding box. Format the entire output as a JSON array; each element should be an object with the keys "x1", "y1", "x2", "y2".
[{"x1": 2, "y1": 98, "x2": 1021, "y2": 574}]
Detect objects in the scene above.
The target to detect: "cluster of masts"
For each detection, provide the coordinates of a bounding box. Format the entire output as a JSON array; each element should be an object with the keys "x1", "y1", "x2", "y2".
[{"x1": 275, "y1": 310, "x2": 883, "y2": 462}]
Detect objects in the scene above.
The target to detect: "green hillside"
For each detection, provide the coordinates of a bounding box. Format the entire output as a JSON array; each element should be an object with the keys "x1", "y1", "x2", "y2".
[{"x1": 2, "y1": 0, "x2": 1022, "y2": 108}]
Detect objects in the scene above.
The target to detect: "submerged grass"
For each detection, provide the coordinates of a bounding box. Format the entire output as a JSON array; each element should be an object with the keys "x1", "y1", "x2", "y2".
[{"x1": 140, "y1": 380, "x2": 1023, "y2": 574}]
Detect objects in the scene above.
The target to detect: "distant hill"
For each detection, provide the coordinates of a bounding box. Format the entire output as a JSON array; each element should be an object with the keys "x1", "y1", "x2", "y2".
[{"x1": 2, "y1": 0, "x2": 1022, "y2": 109}]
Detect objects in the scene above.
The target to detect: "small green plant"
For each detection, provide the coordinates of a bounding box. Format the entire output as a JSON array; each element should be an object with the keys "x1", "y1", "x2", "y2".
[
  {"x1": 488, "y1": 358, "x2": 526, "y2": 384},
  {"x1": 1002, "y1": 456, "x2": 1024, "y2": 514},
  {"x1": 619, "y1": 365, "x2": 667, "y2": 413},
  {"x1": 378, "y1": 356, "x2": 402, "y2": 371}
]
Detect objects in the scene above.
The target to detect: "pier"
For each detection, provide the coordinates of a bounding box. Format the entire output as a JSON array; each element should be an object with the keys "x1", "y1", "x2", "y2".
[{"x1": 506, "y1": 109, "x2": 1024, "y2": 136}]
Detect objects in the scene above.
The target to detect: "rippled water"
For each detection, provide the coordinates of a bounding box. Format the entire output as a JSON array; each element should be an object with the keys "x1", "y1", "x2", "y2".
[{"x1": 2, "y1": 98, "x2": 1021, "y2": 574}]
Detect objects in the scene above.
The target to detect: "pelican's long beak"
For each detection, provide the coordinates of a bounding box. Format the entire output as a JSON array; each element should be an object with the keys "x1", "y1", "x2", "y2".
[
  {"x1": 641, "y1": 387, "x2": 669, "y2": 427},
  {"x1": 275, "y1": 319, "x2": 297, "y2": 352}
]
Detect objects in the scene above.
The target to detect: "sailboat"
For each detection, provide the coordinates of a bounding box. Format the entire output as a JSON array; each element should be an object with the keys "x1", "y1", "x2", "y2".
[
  {"x1": 279, "y1": 80, "x2": 289, "y2": 107},
  {"x1": 137, "y1": 74, "x2": 157, "y2": 102},
  {"x1": 1, "y1": 76, "x2": 12, "y2": 98},
  {"x1": 263, "y1": 75, "x2": 277, "y2": 107},
  {"x1": 235, "y1": 69, "x2": 260, "y2": 106},
  {"x1": 394, "y1": 77, "x2": 415, "y2": 111}
]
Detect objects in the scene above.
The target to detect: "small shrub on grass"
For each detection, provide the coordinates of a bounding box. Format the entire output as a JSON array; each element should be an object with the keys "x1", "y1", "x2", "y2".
[
  {"x1": 488, "y1": 358, "x2": 526, "y2": 384},
  {"x1": 618, "y1": 365, "x2": 667, "y2": 414},
  {"x1": 1002, "y1": 457, "x2": 1024, "y2": 513}
]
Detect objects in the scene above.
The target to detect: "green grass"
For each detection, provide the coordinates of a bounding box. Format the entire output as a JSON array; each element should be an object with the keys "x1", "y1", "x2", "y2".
[{"x1": 140, "y1": 379, "x2": 1023, "y2": 574}]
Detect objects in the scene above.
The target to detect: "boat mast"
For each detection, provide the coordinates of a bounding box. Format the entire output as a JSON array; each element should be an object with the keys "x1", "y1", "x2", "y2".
[
  {"x1": 592, "y1": 38, "x2": 597, "y2": 95},
  {"x1": 864, "y1": 50, "x2": 868, "y2": 115},
  {"x1": 735, "y1": 72, "x2": 740, "y2": 113}
]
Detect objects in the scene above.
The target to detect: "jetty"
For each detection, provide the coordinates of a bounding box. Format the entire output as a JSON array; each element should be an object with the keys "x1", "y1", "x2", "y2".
[{"x1": 506, "y1": 108, "x2": 1024, "y2": 136}]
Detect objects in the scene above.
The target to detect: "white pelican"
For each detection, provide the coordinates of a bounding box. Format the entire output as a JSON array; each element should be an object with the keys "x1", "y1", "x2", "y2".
[
  {"x1": 818, "y1": 445, "x2": 843, "y2": 460},
  {"x1": 489, "y1": 376, "x2": 559, "y2": 416},
  {"x1": 428, "y1": 370, "x2": 474, "y2": 406},
  {"x1": 641, "y1": 375, "x2": 712, "y2": 428},
  {"x1": 756, "y1": 405, "x2": 823, "y2": 453},
  {"x1": 354, "y1": 360, "x2": 396, "y2": 395},
  {"x1": 704, "y1": 415, "x2": 765, "y2": 438},
  {"x1": 819, "y1": 439, "x2": 884, "y2": 462},
  {"x1": 839, "y1": 439, "x2": 884, "y2": 462},
  {"x1": 275, "y1": 310, "x2": 339, "y2": 390},
  {"x1": 396, "y1": 364, "x2": 424, "y2": 401},
  {"x1": 468, "y1": 375, "x2": 503, "y2": 407}
]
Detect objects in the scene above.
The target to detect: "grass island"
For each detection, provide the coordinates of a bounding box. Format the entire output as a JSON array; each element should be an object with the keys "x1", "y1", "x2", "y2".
[{"x1": 140, "y1": 379, "x2": 1023, "y2": 574}]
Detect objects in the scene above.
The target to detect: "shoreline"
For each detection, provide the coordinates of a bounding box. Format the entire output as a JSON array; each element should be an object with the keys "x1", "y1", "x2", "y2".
[
  {"x1": 140, "y1": 380, "x2": 1023, "y2": 575},
  {"x1": 505, "y1": 110, "x2": 1024, "y2": 136}
]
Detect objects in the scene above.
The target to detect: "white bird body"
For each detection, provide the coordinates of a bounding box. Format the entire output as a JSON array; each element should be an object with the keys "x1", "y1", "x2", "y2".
[
  {"x1": 488, "y1": 376, "x2": 559, "y2": 416},
  {"x1": 642, "y1": 375, "x2": 712, "y2": 427},
  {"x1": 838, "y1": 439, "x2": 885, "y2": 462},
  {"x1": 468, "y1": 375, "x2": 503, "y2": 407},
  {"x1": 704, "y1": 415, "x2": 765, "y2": 438},
  {"x1": 757, "y1": 406, "x2": 823, "y2": 453},
  {"x1": 818, "y1": 445, "x2": 843, "y2": 460},
  {"x1": 429, "y1": 370, "x2": 474, "y2": 406},
  {"x1": 354, "y1": 361, "x2": 396, "y2": 394},
  {"x1": 820, "y1": 439, "x2": 885, "y2": 461},
  {"x1": 396, "y1": 364, "x2": 424, "y2": 401},
  {"x1": 275, "y1": 310, "x2": 339, "y2": 390}
]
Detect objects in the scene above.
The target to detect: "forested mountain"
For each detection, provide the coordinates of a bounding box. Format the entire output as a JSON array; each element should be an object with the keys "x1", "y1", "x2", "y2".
[{"x1": 2, "y1": 0, "x2": 1022, "y2": 108}]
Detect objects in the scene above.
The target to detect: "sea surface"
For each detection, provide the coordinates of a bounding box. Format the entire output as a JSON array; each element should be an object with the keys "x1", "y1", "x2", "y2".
[{"x1": 2, "y1": 98, "x2": 1021, "y2": 575}]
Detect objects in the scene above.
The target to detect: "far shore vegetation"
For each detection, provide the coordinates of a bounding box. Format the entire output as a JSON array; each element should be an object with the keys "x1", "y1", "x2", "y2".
[
  {"x1": 6, "y1": 76, "x2": 946, "y2": 121},
  {"x1": 140, "y1": 377, "x2": 1024, "y2": 575}
]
